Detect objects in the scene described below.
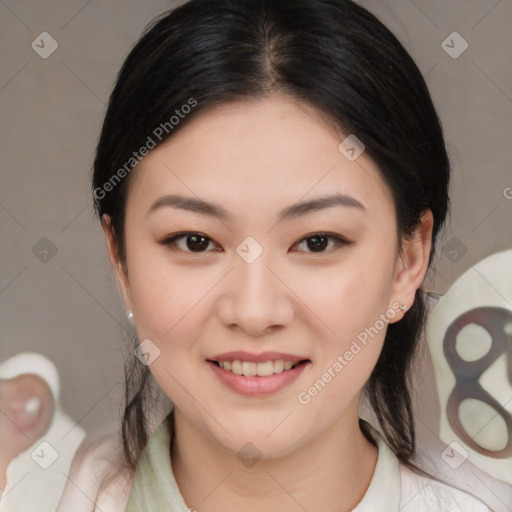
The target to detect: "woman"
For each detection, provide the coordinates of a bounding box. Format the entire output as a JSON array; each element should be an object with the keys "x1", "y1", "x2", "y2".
[{"x1": 58, "y1": 0, "x2": 494, "y2": 510}]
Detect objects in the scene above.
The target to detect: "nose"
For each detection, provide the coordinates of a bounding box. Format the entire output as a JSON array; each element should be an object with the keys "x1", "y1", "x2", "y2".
[{"x1": 217, "y1": 250, "x2": 295, "y2": 336}]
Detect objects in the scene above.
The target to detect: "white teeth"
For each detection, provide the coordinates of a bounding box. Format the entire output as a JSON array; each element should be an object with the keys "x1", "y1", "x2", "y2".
[
  {"x1": 242, "y1": 361, "x2": 257, "y2": 376},
  {"x1": 273, "y1": 360, "x2": 284, "y2": 373},
  {"x1": 217, "y1": 359, "x2": 301, "y2": 376},
  {"x1": 256, "y1": 361, "x2": 274, "y2": 377},
  {"x1": 231, "y1": 360, "x2": 242, "y2": 375}
]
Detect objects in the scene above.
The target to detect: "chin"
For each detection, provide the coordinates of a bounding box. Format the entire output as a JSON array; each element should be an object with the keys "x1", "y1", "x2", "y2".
[{"x1": 212, "y1": 421, "x2": 307, "y2": 460}]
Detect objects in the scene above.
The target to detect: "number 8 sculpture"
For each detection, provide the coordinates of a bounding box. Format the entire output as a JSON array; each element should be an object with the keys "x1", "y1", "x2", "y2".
[{"x1": 426, "y1": 248, "x2": 512, "y2": 484}]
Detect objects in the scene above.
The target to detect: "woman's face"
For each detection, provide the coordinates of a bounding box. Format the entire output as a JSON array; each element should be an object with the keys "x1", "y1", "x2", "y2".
[{"x1": 104, "y1": 94, "x2": 432, "y2": 457}]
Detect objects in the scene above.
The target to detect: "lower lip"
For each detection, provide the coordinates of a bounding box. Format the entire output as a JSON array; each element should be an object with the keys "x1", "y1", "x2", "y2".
[{"x1": 207, "y1": 361, "x2": 309, "y2": 396}]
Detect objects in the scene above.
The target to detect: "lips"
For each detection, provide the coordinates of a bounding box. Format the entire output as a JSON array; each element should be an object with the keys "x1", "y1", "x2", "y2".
[
  {"x1": 207, "y1": 358, "x2": 310, "y2": 396},
  {"x1": 206, "y1": 350, "x2": 311, "y2": 396}
]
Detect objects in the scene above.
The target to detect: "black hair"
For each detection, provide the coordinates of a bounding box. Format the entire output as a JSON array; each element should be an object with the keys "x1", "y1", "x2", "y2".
[{"x1": 92, "y1": 0, "x2": 450, "y2": 479}]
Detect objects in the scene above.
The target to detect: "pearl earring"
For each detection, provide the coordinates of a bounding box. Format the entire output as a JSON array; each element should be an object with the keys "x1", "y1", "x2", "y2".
[{"x1": 127, "y1": 310, "x2": 134, "y2": 320}]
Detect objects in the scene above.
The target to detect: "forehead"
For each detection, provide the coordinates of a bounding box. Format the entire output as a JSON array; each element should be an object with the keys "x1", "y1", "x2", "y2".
[{"x1": 127, "y1": 94, "x2": 394, "y2": 221}]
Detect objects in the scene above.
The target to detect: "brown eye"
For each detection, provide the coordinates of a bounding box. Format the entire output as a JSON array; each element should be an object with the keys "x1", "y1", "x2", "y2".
[
  {"x1": 305, "y1": 234, "x2": 329, "y2": 252},
  {"x1": 185, "y1": 234, "x2": 210, "y2": 251},
  {"x1": 294, "y1": 233, "x2": 351, "y2": 253},
  {"x1": 161, "y1": 232, "x2": 219, "y2": 253}
]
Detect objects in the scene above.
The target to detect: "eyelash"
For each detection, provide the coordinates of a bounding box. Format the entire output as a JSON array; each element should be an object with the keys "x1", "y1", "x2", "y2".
[{"x1": 160, "y1": 231, "x2": 352, "y2": 255}]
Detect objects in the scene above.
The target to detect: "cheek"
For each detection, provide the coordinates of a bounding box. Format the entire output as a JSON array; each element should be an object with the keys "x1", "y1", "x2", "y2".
[
  {"x1": 302, "y1": 256, "x2": 393, "y2": 342},
  {"x1": 303, "y1": 243, "x2": 395, "y2": 380},
  {"x1": 299, "y1": 279, "x2": 391, "y2": 416},
  {"x1": 127, "y1": 242, "x2": 212, "y2": 340},
  {"x1": 127, "y1": 258, "x2": 208, "y2": 403}
]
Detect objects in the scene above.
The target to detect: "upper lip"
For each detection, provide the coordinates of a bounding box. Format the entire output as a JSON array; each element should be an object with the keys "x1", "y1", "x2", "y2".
[{"x1": 208, "y1": 351, "x2": 310, "y2": 363}]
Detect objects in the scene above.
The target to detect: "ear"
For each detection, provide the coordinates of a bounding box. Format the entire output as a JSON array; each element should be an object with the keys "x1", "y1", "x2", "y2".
[
  {"x1": 0, "y1": 374, "x2": 54, "y2": 469},
  {"x1": 101, "y1": 214, "x2": 132, "y2": 314},
  {"x1": 388, "y1": 209, "x2": 434, "y2": 321}
]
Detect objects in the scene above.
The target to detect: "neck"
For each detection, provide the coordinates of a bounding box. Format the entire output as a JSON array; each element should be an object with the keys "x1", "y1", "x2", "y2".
[{"x1": 171, "y1": 400, "x2": 378, "y2": 512}]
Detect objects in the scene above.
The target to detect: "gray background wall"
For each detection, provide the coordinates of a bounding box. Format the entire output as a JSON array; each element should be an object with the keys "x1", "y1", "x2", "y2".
[{"x1": 1, "y1": 0, "x2": 511, "y2": 500}]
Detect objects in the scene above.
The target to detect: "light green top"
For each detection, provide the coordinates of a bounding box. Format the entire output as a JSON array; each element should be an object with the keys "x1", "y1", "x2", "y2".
[{"x1": 126, "y1": 416, "x2": 401, "y2": 511}]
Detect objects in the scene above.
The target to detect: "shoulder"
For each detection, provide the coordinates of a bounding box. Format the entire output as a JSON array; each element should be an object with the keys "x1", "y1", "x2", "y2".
[
  {"x1": 56, "y1": 428, "x2": 134, "y2": 512},
  {"x1": 399, "y1": 463, "x2": 493, "y2": 512}
]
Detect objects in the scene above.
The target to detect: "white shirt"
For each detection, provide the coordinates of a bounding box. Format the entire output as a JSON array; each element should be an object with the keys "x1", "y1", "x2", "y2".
[{"x1": 55, "y1": 416, "x2": 501, "y2": 512}]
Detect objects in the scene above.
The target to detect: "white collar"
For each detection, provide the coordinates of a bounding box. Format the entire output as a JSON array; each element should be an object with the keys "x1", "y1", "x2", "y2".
[{"x1": 352, "y1": 419, "x2": 401, "y2": 511}]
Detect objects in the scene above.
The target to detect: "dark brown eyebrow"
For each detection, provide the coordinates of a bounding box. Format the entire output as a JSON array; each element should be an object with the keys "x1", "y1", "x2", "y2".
[{"x1": 147, "y1": 193, "x2": 367, "y2": 221}]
